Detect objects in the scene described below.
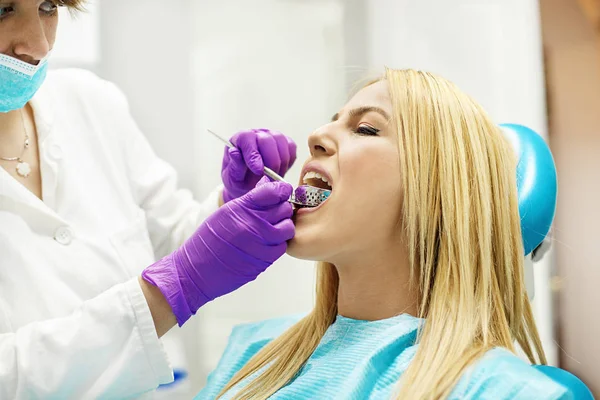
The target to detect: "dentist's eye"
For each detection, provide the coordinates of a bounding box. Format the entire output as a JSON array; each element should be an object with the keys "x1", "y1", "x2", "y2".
[
  {"x1": 354, "y1": 124, "x2": 380, "y2": 136},
  {"x1": 0, "y1": 6, "x2": 15, "y2": 20},
  {"x1": 40, "y1": 1, "x2": 58, "y2": 16}
]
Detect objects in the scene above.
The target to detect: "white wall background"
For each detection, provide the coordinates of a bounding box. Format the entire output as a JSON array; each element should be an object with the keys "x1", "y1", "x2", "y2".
[
  {"x1": 50, "y1": 0, "x2": 556, "y2": 395},
  {"x1": 52, "y1": 1, "x2": 100, "y2": 68}
]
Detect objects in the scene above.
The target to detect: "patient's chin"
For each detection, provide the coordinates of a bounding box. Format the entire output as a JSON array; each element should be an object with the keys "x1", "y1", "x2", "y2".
[
  {"x1": 286, "y1": 236, "x2": 325, "y2": 261},
  {"x1": 288, "y1": 217, "x2": 339, "y2": 261},
  {"x1": 286, "y1": 239, "x2": 314, "y2": 260}
]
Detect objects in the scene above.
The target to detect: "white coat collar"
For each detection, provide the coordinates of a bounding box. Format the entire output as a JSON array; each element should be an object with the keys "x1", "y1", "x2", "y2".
[
  {"x1": 30, "y1": 74, "x2": 56, "y2": 144},
  {"x1": 0, "y1": 77, "x2": 67, "y2": 227}
]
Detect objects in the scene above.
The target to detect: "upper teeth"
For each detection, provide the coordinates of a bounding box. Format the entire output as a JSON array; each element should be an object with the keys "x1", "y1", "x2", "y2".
[{"x1": 303, "y1": 171, "x2": 330, "y2": 185}]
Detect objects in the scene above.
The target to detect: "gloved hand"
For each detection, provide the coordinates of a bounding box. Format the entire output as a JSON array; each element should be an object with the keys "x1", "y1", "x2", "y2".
[
  {"x1": 222, "y1": 128, "x2": 297, "y2": 203},
  {"x1": 142, "y1": 177, "x2": 295, "y2": 326}
]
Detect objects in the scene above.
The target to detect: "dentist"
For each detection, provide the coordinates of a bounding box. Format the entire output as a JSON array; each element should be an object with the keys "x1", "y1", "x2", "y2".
[{"x1": 0, "y1": 1, "x2": 296, "y2": 398}]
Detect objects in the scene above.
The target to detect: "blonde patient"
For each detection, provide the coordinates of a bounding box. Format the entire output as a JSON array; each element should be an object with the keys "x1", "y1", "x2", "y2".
[{"x1": 196, "y1": 69, "x2": 568, "y2": 399}]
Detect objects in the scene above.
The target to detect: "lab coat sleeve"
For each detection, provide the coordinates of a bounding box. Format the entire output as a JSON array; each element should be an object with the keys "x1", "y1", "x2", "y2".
[
  {"x1": 0, "y1": 278, "x2": 173, "y2": 399},
  {"x1": 127, "y1": 138, "x2": 223, "y2": 258},
  {"x1": 95, "y1": 75, "x2": 222, "y2": 258}
]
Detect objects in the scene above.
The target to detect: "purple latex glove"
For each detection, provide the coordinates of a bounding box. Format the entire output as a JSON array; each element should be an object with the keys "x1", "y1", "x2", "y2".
[
  {"x1": 142, "y1": 177, "x2": 294, "y2": 326},
  {"x1": 222, "y1": 128, "x2": 297, "y2": 203}
]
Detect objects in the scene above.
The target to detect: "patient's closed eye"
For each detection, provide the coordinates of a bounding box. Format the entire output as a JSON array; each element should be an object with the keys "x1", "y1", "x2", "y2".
[{"x1": 354, "y1": 125, "x2": 380, "y2": 136}]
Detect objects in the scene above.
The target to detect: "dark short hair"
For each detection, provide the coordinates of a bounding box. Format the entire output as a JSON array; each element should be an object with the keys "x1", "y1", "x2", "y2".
[{"x1": 58, "y1": 0, "x2": 86, "y2": 10}]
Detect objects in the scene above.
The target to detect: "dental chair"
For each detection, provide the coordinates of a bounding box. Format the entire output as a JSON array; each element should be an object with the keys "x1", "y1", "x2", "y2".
[{"x1": 501, "y1": 124, "x2": 594, "y2": 399}]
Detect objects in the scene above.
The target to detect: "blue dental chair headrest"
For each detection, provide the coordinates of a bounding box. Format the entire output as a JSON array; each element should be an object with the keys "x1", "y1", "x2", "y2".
[{"x1": 500, "y1": 124, "x2": 558, "y2": 256}]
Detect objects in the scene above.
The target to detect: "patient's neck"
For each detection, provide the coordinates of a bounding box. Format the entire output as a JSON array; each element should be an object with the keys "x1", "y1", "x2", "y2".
[{"x1": 334, "y1": 242, "x2": 419, "y2": 321}]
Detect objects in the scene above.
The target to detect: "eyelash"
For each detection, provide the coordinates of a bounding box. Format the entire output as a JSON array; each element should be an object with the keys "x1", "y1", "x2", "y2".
[
  {"x1": 0, "y1": 6, "x2": 14, "y2": 20},
  {"x1": 40, "y1": 1, "x2": 59, "y2": 16},
  {"x1": 0, "y1": 2, "x2": 58, "y2": 22},
  {"x1": 353, "y1": 124, "x2": 380, "y2": 136}
]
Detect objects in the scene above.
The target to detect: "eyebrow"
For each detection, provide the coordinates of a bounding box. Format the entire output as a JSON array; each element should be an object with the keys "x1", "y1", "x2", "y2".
[{"x1": 331, "y1": 106, "x2": 390, "y2": 122}]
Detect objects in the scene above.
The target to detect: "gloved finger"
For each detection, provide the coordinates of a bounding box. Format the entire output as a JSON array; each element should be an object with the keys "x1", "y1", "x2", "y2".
[
  {"x1": 259, "y1": 201, "x2": 293, "y2": 224},
  {"x1": 256, "y1": 176, "x2": 271, "y2": 187},
  {"x1": 273, "y1": 218, "x2": 295, "y2": 241},
  {"x1": 246, "y1": 181, "x2": 293, "y2": 208},
  {"x1": 225, "y1": 148, "x2": 248, "y2": 182},
  {"x1": 286, "y1": 136, "x2": 297, "y2": 170},
  {"x1": 221, "y1": 146, "x2": 231, "y2": 171},
  {"x1": 253, "y1": 242, "x2": 288, "y2": 263},
  {"x1": 272, "y1": 131, "x2": 291, "y2": 175},
  {"x1": 238, "y1": 217, "x2": 283, "y2": 248},
  {"x1": 232, "y1": 130, "x2": 264, "y2": 175},
  {"x1": 249, "y1": 218, "x2": 294, "y2": 247},
  {"x1": 257, "y1": 131, "x2": 282, "y2": 176}
]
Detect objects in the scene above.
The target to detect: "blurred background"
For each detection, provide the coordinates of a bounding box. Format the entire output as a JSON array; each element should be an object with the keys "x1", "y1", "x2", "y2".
[{"x1": 51, "y1": 0, "x2": 599, "y2": 397}]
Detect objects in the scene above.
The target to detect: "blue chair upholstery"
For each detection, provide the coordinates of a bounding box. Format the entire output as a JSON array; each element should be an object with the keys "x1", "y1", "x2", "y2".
[{"x1": 533, "y1": 365, "x2": 594, "y2": 399}]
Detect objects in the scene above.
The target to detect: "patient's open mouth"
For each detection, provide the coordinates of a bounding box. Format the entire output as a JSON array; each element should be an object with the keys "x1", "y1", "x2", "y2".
[{"x1": 302, "y1": 171, "x2": 333, "y2": 191}]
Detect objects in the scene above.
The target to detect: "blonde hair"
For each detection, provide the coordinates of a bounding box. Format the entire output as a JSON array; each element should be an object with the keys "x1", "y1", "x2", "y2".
[{"x1": 217, "y1": 68, "x2": 546, "y2": 399}]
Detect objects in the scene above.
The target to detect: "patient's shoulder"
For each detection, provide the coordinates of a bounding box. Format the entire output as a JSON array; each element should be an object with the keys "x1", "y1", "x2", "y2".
[{"x1": 451, "y1": 348, "x2": 569, "y2": 399}]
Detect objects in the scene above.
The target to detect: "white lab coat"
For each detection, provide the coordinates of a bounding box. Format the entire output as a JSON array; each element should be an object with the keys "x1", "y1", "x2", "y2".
[{"x1": 0, "y1": 69, "x2": 221, "y2": 399}]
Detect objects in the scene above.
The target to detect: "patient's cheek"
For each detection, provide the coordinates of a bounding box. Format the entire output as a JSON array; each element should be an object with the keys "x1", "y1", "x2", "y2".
[{"x1": 342, "y1": 145, "x2": 390, "y2": 185}]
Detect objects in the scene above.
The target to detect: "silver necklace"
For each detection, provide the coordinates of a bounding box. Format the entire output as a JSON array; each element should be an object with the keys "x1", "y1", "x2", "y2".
[{"x1": 0, "y1": 110, "x2": 31, "y2": 178}]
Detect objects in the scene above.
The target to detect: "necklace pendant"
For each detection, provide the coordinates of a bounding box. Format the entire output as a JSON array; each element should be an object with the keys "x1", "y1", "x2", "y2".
[
  {"x1": 16, "y1": 161, "x2": 31, "y2": 178},
  {"x1": 24, "y1": 138, "x2": 30, "y2": 149}
]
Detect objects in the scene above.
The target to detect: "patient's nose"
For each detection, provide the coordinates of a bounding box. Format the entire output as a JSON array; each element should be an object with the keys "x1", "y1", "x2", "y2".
[{"x1": 308, "y1": 128, "x2": 336, "y2": 157}]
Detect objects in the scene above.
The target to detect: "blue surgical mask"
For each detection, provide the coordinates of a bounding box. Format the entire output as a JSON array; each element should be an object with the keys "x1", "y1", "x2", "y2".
[{"x1": 0, "y1": 52, "x2": 50, "y2": 113}]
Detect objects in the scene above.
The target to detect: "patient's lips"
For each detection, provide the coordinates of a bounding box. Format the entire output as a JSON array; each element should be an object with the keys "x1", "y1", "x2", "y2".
[{"x1": 291, "y1": 162, "x2": 334, "y2": 213}]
